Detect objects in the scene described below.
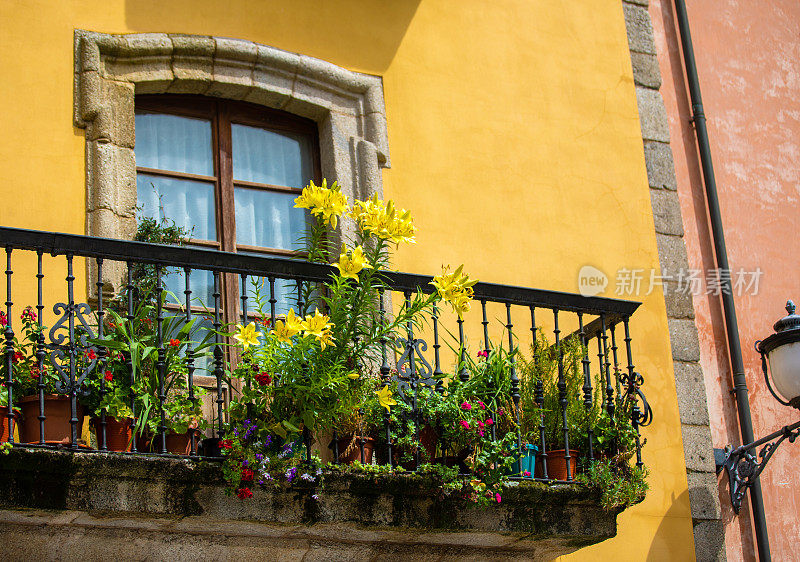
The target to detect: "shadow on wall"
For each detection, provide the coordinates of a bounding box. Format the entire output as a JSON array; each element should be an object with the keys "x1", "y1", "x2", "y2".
[
  {"x1": 124, "y1": 0, "x2": 422, "y2": 75},
  {"x1": 648, "y1": 487, "x2": 725, "y2": 562}
]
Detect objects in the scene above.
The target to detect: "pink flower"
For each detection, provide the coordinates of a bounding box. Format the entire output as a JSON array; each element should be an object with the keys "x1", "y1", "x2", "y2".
[
  {"x1": 460, "y1": 420, "x2": 470, "y2": 430},
  {"x1": 0, "y1": 312, "x2": 7, "y2": 327},
  {"x1": 460, "y1": 402, "x2": 471, "y2": 411},
  {"x1": 485, "y1": 418, "x2": 494, "y2": 426},
  {"x1": 477, "y1": 350, "x2": 488, "y2": 358},
  {"x1": 495, "y1": 493, "x2": 502, "y2": 503},
  {"x1": 478, "y1": 430, "x2": 485, "y2": 437},
  {"x1": 477, "y1": 400, "x2": 486, "y2": 410},
  {"x1": 21, "y1": 306, "x2": 36, "y2": 322},
  {"x1": 523, "y1": 471, "x2": 531, "y2": 478},
  {"x1": 497, "y1": 409, "x2": 505, "y2": 416},
  {"x1": 477, "y1": 421, "x2": 485, "y2": 430}
]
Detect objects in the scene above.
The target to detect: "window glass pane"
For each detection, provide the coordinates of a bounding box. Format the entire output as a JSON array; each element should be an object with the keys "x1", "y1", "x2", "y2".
[
  {"x1": 234, "y1": 187, "x2": 305, "y2": 250},
  {"x1": 231, "y1": 123, "x2": 313, "y2": 187},
  {"x1": 163, "y1": 267, "x2": 216, "y2": 311},
  {"x1": 137, "y1": 173, "x2": 217, "y2": 241},
  {"x1": 135, "y1": 112, "x2": 214, "y2": 176},
  {"x1": 242, "y1": 276, "x2": 298, "y2": 318}
]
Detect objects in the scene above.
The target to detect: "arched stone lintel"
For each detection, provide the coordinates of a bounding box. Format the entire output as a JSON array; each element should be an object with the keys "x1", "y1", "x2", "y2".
[{"x1": 74, "y1": 29, "x2": 390, "y2": 293}]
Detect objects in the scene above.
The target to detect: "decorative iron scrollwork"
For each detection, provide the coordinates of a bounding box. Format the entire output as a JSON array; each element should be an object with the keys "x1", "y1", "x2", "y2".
[
  {"x1": 723, "y1": 421, "x2": 800, "y2": 513},
  {"x1": 48, "y1": 302, "x2": 98, "y2": 395},
  {"x1": 621, "y1": 370, "x2": 653, "y2": 427},
  {"x1": 393, "y1": 337, "x2": 437, "y2": 400}
]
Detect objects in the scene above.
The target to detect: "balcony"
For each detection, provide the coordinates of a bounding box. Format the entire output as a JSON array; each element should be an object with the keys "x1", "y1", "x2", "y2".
[{"x1": 0, "y1": 225, "x2": 652, "y2": 559}]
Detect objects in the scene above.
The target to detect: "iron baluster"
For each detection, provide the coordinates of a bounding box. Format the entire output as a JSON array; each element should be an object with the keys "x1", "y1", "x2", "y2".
[
  {"x1": 213, "y1": 271, "x2": 224, "y2": 439},
  {"x1": 155, "y1": 264, "x2": 167, "y2": 454},
  {"x1": 184, "y1": 268, "x2": 197, "y2": 456},
  {"x1": 96, "y1": 258, "x2": 107, "y2": 451},
  {"x1": 4, "y1": 247, "x2": 14, "y2": 445},
  {"x1": 600, "y1": 314, "x2": 614, "y2": 419},
  {"x1": 481, "y1": 299, "x2": 489, "y2": 354},
  {"x1": 379, "y1": 290, "x2": 392, "y2": 467},
  {"x1": 457, "y1": 315, "x2": 468, "y2": 383},
  {"x1": 268, "y1": 277, "x2": 277, "y2": 326},
  {"x1": 405, "y1": 291, "x2": 420, "y2": 468},
  {"x1": 296, "y1": 279, "x2": 304, "y2": 315},
  {"x1": 432, "y1": 303, "x2": 442, "y2": 381},
  {"x1": 66, "y1": 254, "x2": 78, "y2": 449},
  {"x1": 554, "y1": 309, "x2": 572, "y2": 480},
  {"x1": 578, "y1": 312, "x2": 594, "y2": 461},
  {"x1": 36, "y1": 250, "x2": 45, "y2": 444},
  {"x1": 506, "y1": 303, "x2": 521, "y2": 459},
  {"x1": 531, "y1": 306, "x2": 547, "y2": 479},
  {"x1": 623, "y1": 318, "x2": 643, "y2": 468},
  {"x1": 126, "y1": 264, "x2": 137, "y2": 452},
  {"x1": 610, "y1": 323, "x2": 621, "y2": 398}
]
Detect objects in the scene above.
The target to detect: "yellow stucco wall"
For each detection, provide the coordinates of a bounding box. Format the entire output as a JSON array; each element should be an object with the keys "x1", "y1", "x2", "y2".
[{"x1": 0, "y1": 0, "x2": 694, "y2": 558}]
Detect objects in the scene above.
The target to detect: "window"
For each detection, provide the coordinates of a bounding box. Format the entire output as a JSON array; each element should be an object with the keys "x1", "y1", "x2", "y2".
[{"x1": 134, "y1": 95, "x2": 320, "y2": 324}]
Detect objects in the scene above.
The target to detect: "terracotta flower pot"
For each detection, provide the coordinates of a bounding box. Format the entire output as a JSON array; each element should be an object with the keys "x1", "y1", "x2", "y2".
[
  {"x1": 0, "y1": 411, "x2": 19, "y2": 442},
  {"x1": 91, "y1": 416, "x2": 132, "y2": 452},
  {"x1": 397, "y1": 425, "x2": 438, "y2": 470},
  {"x1": 161, "y1": 429, "x2": 201, "y2": 455},
  {"x1": 19, "y1": 394, "x2": 84, "y2": 445},
  {"x1": 534, "y1": 449, "x2": 580, "y2": 481},
  {"x1": 333, "y1": 435, "x2": 375, "y2": 464}
]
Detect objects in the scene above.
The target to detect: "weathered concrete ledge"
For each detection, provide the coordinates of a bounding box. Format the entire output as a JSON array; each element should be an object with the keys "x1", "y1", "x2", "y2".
[{"x1": 0, "y1": 448, "x2": 619, "y2": 560}]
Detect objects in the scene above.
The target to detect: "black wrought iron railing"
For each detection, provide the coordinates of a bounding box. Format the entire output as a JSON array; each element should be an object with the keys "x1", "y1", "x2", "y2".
[{"x1": 0, "y1": 226, "x2": 652, "y2": 481}]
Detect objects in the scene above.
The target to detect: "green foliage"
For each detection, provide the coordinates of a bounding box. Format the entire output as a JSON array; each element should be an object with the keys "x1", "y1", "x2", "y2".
[{"x1": 577, "y1": 453, "x2": 649, "y2": 511}]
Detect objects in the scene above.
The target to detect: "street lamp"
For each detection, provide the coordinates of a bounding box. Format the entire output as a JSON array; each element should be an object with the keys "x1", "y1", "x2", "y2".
[{"x1": 719, "y1": 300, "x2": 800, "y2": 513}]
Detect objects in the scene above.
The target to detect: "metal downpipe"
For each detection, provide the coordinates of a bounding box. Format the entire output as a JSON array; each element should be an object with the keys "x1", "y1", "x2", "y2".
[{"x1": 672, "y1": 0, "x2": 770, "y2": 559}]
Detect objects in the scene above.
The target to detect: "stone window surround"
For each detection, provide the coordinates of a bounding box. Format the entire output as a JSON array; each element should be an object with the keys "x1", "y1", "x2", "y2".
[{"x1": 73, "y1": 29, "x2": 390, "y2": 292}]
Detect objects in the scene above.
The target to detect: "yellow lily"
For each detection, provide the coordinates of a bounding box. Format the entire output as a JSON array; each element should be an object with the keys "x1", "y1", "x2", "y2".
[
  {"x1": 431, "y1": 265, "x2": 477, "y2": 319},
  {"x1": 335, "y1": 245, "x2": 368, "y2": 280},
  {"x1": 271, "y1": 309, "x2": 302, "y2": 344},
  {"x1": 351, "y1": 194, "x2": 416, "y2": 245},
  {"x1": 234, "y1": 322, "x2": 260, "y2": 350},
  {"x1": 294, "y1": 179, "x2": 348, "y2": 228},
  {"x1": 301, "y1": 308, "x2": 333, "y2": 338},
  {"x1": 375, "y1": 386, "x2": 397, "y2": 411}
]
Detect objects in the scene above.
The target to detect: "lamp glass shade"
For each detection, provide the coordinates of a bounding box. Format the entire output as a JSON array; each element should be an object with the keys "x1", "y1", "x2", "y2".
[{"x1": 766, "y1": 340, "x2": 800, "y2": 404}]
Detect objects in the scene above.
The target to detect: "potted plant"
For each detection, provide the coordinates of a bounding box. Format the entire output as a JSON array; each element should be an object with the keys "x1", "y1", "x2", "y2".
[
  {"x1": 519, "y1": 329, "x2": 586, "y2": 480},
  {"x1": 5, "y1": 306, "x2": 87, "y2": 445}
]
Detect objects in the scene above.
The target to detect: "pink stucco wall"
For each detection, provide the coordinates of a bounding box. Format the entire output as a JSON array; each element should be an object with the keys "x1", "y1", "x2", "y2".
[{"x1": 649, "y1": 1, "x2": 800, "y2": 560}]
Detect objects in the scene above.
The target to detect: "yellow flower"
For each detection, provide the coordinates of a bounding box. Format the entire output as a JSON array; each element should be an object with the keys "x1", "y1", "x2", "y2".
[
  {"x1": 375, "y1": 386, "x2": 397, "y2": 411},
  {"x1": 347, "y1": 372, "x2": 360, "y2": 380},
  {"x1": 431, "y1": 265, "x2": 477, "y2": 319},
  {"x1": 301, "y1": 308, "x2": 335, "y2": 349},
  {"x1": 335, "y1": 245, "x2": 368, "y2": 280},
  {"x1": 351, "y1": 195, "x2": 416, "y2": 245},
  {"x1": 234, "y1": 322, "x2": 260, "y2": 350},
  {"x1": 294, "y1": 179, "x2": 348, "y2": 228},
  {"x1": 271, "y1": 309, "x2": 302, "y2": 344},
  {"x1": 301, "y1": 308, "x2": 332, "y2": 337}
]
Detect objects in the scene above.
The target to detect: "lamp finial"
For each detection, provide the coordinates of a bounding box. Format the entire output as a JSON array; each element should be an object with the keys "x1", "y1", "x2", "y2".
[{"x1": 787, "y1": 301, "x2": 796, "y2": 316}]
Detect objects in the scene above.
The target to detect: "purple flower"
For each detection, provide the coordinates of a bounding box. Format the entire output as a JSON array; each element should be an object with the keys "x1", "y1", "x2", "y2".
[
  {"x1": 255, "y1": 453, "x2": 264, "y2": 462},
  {"x1": 311, "y1": 494, "x2": 320, "y2": 501},
  {"x1": 263, "y1": 435, "x2": 273, "y2": 448},
  {"x1": 285, "y1": 467, "x2": 297, "y2": 483},
  {"x1": 241, "y1": 459, "x2": 249, "y2": 468},
  {"x1": 300, "y1": 473, "x2": 315, "y2": 482}
]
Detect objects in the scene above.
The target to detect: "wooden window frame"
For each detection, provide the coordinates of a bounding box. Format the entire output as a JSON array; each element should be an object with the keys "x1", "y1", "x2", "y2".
[{"x1": 134, "y1": 94, "x2": 321, "y2": 326}]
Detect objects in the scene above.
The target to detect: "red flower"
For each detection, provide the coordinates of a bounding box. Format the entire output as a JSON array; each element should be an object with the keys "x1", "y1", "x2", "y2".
[
  {"x1": 21, "y1": 306, "x2": 36, "y2": 322},
  {"x1": 241, "y1": 468, "x2": 254, "y2": 482},
  {"x1": 168, "y1": 339, "x2": 180, "y2": 347},
  {"x1": 29, "y1": 366, "x2": 40, "y2": 379},
  {"x1": 86, "y1": 349, "x2": 97, "y2": 361},
  {"x1": 0, "y1": 312, "x2": 7, "y2": 327},
  {"x1": 477, "y1": 350, "x2": 488, "y2": 358},
  {"x1": 220, "y1": 439, "x2": 233, "y2": 450},
  {"x1": 485, "y1": 418, "x2": 494, "y2": 426},
  {"x1": 260, "y1": 317, "x2": 272, "y2": 328},
  {"x1": 255, "y1": 372, "x2": 272, "y2": 386},
  {"x1": 12, "y1": 351, "x2": 24, "y2": 363},
  {"x1": 236, "y1": 487, "x2": 253, "y2": 499},
  {"x1": 104, "y1": 370, "x2": 113, "y2": 382}
]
